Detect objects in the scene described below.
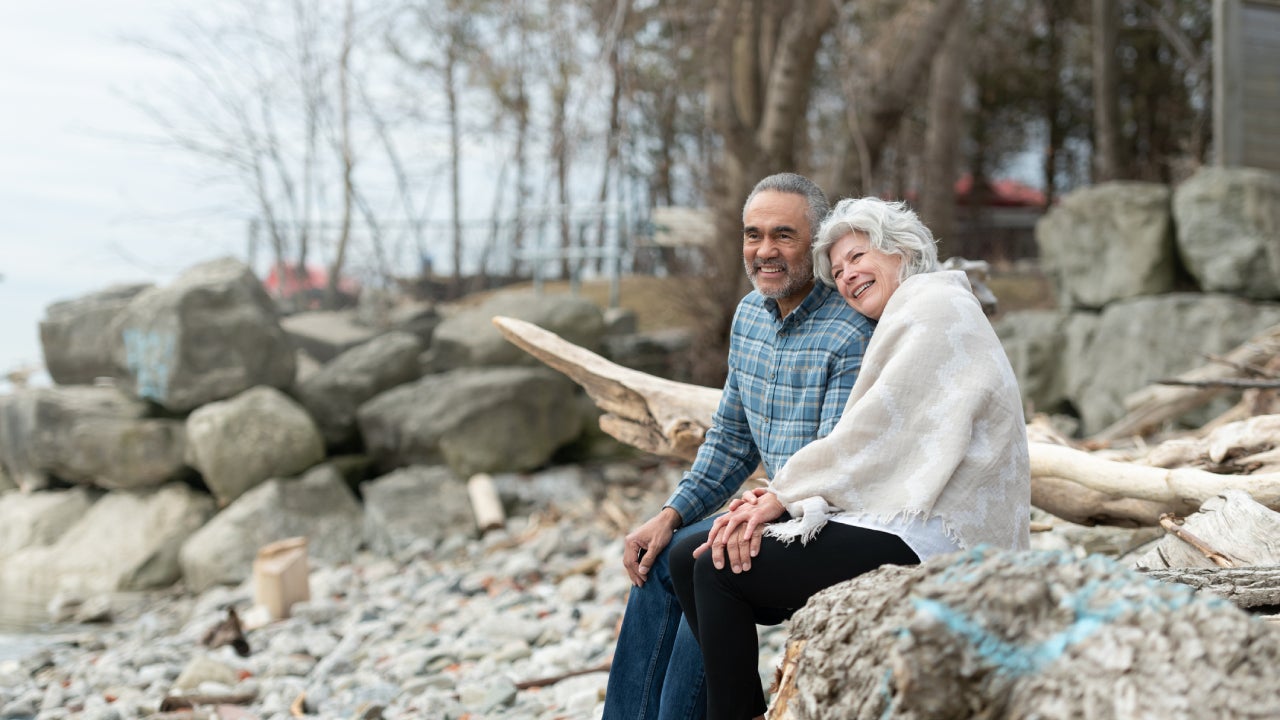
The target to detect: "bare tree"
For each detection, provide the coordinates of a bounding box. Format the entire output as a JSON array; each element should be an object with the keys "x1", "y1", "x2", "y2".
[
  {"x1": 920, "y1": 2, "x2": 968, "y2": 251},
  {"x1": 1092, "y1": 0, "x2": 1121, "y2": 182}
]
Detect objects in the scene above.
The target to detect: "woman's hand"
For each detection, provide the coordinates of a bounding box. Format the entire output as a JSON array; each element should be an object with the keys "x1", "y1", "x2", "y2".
[{"x1": 693, "y1": 491, "x2": 785, "y2": 573}]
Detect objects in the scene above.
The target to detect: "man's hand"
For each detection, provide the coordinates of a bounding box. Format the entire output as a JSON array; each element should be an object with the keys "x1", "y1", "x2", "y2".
[
  {"x1": 623, "y1": 507, "x2": 683, "y2": 587},
  {"x1": 694, "y1": 491, "x2": 785, "y2": 573}
]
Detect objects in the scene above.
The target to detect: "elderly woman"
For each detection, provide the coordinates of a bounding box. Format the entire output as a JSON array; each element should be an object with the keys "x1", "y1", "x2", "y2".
[{"x1": 669, "y1": 197, "x2": 1030, "y2": 720}]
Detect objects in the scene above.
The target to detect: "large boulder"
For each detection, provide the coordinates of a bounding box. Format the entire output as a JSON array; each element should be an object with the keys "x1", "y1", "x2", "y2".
[
  {"x1": 178, "y1": 464, "x2": 363, "y2": 592},
  {"x1": 185, "y1": 386, "x2": 326, "y2": 504},
  {"x1": 0, "y1": 386, "x2": 187, "y2": 491},
  {"x1": 423, "y1": 291, "x2": 606, "y2": 372},
  {"x1": 774, "y1": 549, "x2": 1280, "y2": 720},
  {"x1": 0, "y1": 484, "x2": 214, "y2": 599},
  {"x1": 361, "y1": 466, "x2": 475, "y2": 557},
  {"x1": 1067, "y1": 294, "x2": 1280, "y2": 434},
  {"x1": 357, "y1": 367, "x2": 583, "y2": 477},
  {"x1": 295, "y1": 331, "x2": 424, "y2": 446},
  {"x1": 39, "y1": 283, "x2": 152, "y2": 385},
  {"x1": 0, "y1": 487, "x2": 95, "y2": 556},
  {"x1": 1036, "y1": 182, "x2": 1175, "y2": 310},
  {"x1": 1173, "y1": 166, "x2": 1280, "y2": 300},
  {"x1": 110, "y1": 257, "x2": 296, "y2": 412},
  {"x1": 280, "y1": 310, "x2": 380, "y2": 364}
]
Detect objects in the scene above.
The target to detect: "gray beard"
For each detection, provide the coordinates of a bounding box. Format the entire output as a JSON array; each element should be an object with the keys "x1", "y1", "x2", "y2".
[{"x1": 744, "y1": 258, "x2": 813, "y2": 299}]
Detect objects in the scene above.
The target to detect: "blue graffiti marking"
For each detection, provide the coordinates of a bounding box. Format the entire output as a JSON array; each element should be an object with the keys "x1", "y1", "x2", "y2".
[
  {"x1": 911, "y1": 573, "x2": 1196, "y2": 678},
  {"x1": 122, "y1": 328, "x2": 176, "y2": 403}
]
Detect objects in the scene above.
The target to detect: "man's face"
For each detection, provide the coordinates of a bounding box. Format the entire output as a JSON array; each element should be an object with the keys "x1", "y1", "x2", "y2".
[{"x1": 742, "y1": 190, "x2": 814, "y2": 303}]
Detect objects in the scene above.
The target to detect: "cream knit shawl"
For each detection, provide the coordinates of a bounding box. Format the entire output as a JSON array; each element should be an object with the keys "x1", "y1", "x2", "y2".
[{"x1": 764, "y1": 270, "x2": 1030, "y2": 550}]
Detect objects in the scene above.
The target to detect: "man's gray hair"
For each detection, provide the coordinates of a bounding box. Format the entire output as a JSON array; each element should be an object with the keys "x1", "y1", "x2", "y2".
[
  {"x1": 812, "y1": 197, "x2": 940, "y2": 286},
  {"x1": 742, "y1": 173, "x2": 829, "y2": 244}
]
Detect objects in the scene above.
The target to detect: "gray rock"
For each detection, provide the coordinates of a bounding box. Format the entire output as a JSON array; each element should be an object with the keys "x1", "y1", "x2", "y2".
[
  {"x1": 280, "y1": 310, "x2": 380, "y2": 364},
  {"x1": 603, "y1": 328, "x2": 695, "y2": 382},
  {"x1": 361, "y1": 466, "x2": 474, "y2": 557},
  {"x1": 0, "y1": 488, "x2": 95, "y2": 556},
  {"x1": 1036, "y1": 182, "x2": 1175, "y2": 309},
  {"x1": 1173, "y1": 166, "x2": 1280, "y2": 299},
  {"x1": 0, "y1": 386, "x2": 167, "y2": 492},
  {"x1": 296, "y1": 332, "x2": 423, "y2": 446},
  {"x1": 491, "y1": 465, "x2": 595, "y2": 518},
  {"x1": 110, "y1": 257, "x2": 295, "y2": 412},
  {"x1": 39, "y1": 283, "x2": 152, "y2": 385},
  {"x1": 1068, "y1": 294, "x2": 1280, "y2": 433},
  {"x1": 422, "y1": 291, "x2": 605, "y2": 372},
  {"x1": 994, "y1": 310, "x2": 1073, "y2": 416},
  {"x1": 186, "y1": 386, "x2": 325, "y2": 504},
  {"x1": 0, "y1": 484, "x2": 214, "y2": 597},
  {"x1": 178, "y1": 464, "x2": 362, "y2": 592},
  {"x1": 357, "y1": 367, "x2": 583, "y2": 477}
]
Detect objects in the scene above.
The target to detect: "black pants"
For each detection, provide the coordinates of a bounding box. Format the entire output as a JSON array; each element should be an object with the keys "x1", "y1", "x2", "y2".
[{"x1": 669, "y1": 519, "x2": 920, "y2": 720}]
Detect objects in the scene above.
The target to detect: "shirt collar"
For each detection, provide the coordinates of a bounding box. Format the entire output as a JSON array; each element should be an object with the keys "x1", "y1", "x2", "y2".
[{"x1": 765, "y1": 282, "x2": 834, "y2": 327}]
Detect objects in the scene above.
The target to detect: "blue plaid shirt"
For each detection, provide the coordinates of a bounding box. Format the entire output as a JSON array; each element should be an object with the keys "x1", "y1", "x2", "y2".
[{"x1": 664, "y1": 282, "x2": 874, "y2": 524}]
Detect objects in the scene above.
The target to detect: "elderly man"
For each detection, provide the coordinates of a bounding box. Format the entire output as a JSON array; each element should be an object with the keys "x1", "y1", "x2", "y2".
[{"x1": 602, "y1": 173, "x2": 874, "y2": 719}]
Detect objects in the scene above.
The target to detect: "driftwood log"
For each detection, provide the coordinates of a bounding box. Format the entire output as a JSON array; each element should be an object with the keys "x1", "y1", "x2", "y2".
[
  {"x1": 493, "y1": 317, "x2": 720, "y2": 461},
  {"x1": 1094, "y1": 323, "x2": 1280, "y2": 442},
  {"x1": 494, "y1": 316, "x2": 1280, "y2": 526},
  {"x1": 1138, "y1": 566, "x2": 1280, "y2": 608}
]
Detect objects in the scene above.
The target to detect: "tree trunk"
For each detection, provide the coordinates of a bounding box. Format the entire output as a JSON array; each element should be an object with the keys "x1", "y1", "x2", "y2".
[
  {"x1": 447, "y1": 44, "x2": 463, "y2": 286},
  {"x1": 328, "y1": 0, "x2": 355, "y2": 309},
  {"x1": 919, "y1": 6, "x2": 966, "y2": 252},
  {"x1": 1091, "y1": 0, "x2": 1121, "y2": 182}
]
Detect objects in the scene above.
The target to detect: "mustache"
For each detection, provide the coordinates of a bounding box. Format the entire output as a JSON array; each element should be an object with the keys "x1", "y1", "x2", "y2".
[{"x1": 750, "y1": 259, "x2": 788, "y2": 271}]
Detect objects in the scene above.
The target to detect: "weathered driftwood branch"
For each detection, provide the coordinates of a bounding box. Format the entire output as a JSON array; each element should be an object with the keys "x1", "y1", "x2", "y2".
[
  {"x1": 492, "y1": 316, "x2": 720, "y2": 462},
  {"x1": 1029, "y1": 442, "x2": 1280, "y2": 513},
  {"x1": 1137, "y1": 566, "x2": 1280, "y2": 608},
  {"x1": 1095, "y1": 324, "x2": 1280, "y2": 442},
  {"x1": 1157, "y1": 378, "x2": 1280, "y2": 390},
  {"x1": 496, "y1": 316, "x2": 1280, "y2": 526},
  {"x1": 1158, "y1": 514, "x2": 1237, "y2": 568}
]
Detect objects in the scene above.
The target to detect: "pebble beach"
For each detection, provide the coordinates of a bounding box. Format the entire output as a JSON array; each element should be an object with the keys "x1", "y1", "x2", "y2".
[{"x1": 0, "y1": 463, "x2": 789, "y2": 720}]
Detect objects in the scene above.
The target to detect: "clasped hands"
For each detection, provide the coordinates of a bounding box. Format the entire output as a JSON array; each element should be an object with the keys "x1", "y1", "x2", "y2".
[{"x1": 692, "y1": 487, "x2": 786, "y2": 574}]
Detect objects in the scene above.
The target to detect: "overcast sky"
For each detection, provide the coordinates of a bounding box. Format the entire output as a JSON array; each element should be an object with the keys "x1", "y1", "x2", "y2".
[{"x1": 0, "y1": 1, "x2": 246, "y2": 379}]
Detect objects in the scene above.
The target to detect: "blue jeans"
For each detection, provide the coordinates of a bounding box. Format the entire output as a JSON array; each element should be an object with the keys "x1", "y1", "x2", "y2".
[{"x1": 602, "y1": 516, "x2": 714, "y2": 720}]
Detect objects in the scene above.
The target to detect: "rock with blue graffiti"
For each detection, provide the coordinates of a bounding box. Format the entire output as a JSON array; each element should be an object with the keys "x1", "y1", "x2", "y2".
[
  {"x1": 109, "y1": 257, "x2": 296, "y2": 412},
  {"x1": 772, "y1": 547, "x2": 1280, "y2": 719}
]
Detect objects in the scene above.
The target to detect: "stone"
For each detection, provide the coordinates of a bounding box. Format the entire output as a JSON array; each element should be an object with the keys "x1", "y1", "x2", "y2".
[
  {"x1": 1066, "y1": 294, "x2": 1280, "y2": 434},
  {"x1": 1173, "y1": 166, "x2": 1280, "y2": 300},
  {"x1": 0, "y1": 488, "x2": 95, "y2": 556},
  {"x1": 490, "y1": 466, "x2": 595, "y2": 518},
  {"x1": 357, "y1": 367, "x2": 583, "y2": 477},
  {"x1": 39, "y1": 283, "x2": 152, "y2": 385},
  {"x1": 994, "y1": 310, "x2": 1074, "y2": 416},
  {"x1": 172, "y1": 655, "x2": 239, "y2": 692},
  {"x1": 0, "y1": 386, "x2": 161, "y2": 492},
  {"x1": 422, "y1": 291, "x2": 606, "y2": 372},
  {"x1": 109, "y1": 257, "x2": 296, "y2": 412},
  {"x1": 186, "y1": 386, "x2": 326, "y2": 504},
  {"x1": 775, "y1": 549, "x2": 1280, "y2": 720},
  {"x1": 295, "y1": 332, "x2": 423, "y2": 447},
  {"x1": 178, "y1": 464, "x2": 362, "y2": 592},
  {"x1": 1036, "y1": 182, "x2": 1175, "y2": 310},
  {"x1": 0, "y1": 484, "x2": 214, "y2": 599},
  {"x1": 603, "y1": 328, "x2": 695, "y2": 382},
  {"x1": 361, "y1": 466, "x2": 474, "y2": 557},
  {"x1": 280, "y1": 310, "x2": 380, "y2": 364}
]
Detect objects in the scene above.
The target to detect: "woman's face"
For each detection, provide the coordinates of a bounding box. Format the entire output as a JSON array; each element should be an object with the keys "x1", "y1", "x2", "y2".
[{"x1": 827, "y1": 231, "x2": 903, "y2": 320}]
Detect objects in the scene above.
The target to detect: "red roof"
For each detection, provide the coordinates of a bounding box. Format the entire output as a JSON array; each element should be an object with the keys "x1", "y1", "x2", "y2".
[{"x1": 953, "y1": 174, "x2": 1047, "y2": 207}]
